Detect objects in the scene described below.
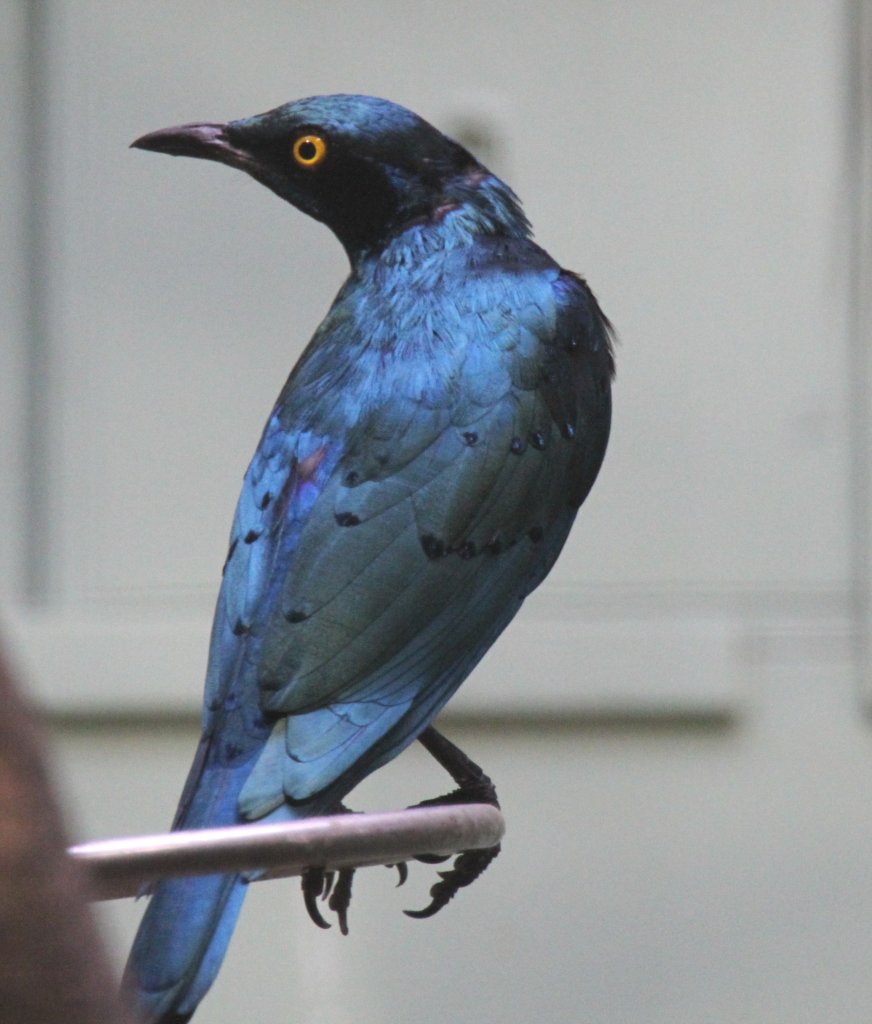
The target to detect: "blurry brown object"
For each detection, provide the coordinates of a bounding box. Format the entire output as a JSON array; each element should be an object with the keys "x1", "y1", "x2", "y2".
[{"x1": 0, "y1": 637, "x2": 132, "y2": 1024}]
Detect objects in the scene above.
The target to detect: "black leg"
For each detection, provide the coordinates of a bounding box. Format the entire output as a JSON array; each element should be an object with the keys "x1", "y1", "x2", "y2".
[
  {"x1": 415, "y1": 726, "x2": 500, "y2": 807},
  {"x1": 404, "y1": 725, "x2": 501, "y2": 918}
]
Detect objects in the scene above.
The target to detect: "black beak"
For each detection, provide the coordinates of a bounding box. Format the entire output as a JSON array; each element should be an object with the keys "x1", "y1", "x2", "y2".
[{"x1": 131, "y1": 122, "x2": 254, "y2": 173}]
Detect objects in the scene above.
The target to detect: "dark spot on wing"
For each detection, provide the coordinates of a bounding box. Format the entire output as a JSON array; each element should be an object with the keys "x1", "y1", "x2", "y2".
[
  {"x1": 222, "y1": 537, "x2": 239, "y2": 575},
  {"x1": 244, "y1": 529, "x2": 261, "y2": 544},
  {"x1": 455, "y1": 540, "x2": 477, "y2": 560},
  {"x1": 484, "y1": 536, "x2": 503, "y2": 556},
  {"x1": 335, "y1": 511, "x2": 361, "y2": 527},
  {"x1": 420, "y1": 534, "x2": 445, "y2": 560},
  {"x1": 223, "y1": 741, "x2": 243, "y2": 761}
]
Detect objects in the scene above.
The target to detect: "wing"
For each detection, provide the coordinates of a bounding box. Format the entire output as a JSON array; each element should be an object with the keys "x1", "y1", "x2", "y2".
[{"x1": 199, "y1": 257, "x2": 613, "y2": 821}]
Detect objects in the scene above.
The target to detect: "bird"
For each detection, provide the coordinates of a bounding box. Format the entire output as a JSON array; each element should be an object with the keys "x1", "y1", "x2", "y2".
[{"x1": 125, "y1": 93, "x2": 614, "y2": 1023}]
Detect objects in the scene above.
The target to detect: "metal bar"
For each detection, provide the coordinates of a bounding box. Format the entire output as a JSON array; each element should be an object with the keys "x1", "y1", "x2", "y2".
[{"x1": 69, "y1": 804, "x2": 505, "y2": 901}]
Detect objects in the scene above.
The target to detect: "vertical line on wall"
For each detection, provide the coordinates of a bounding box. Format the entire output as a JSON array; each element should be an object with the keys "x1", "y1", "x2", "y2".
[
  {"x1": 846, "y1": 0, "x2": 872, "y2": 702},
  {"x1": 21, "y1": 0, "x2": 52, "y2": 604}
]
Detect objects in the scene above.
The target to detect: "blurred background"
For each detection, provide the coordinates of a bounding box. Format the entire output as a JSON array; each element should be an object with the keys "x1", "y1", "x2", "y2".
[{"x1": 2, "y1": 1, "x2": 872, "y2": 1021}]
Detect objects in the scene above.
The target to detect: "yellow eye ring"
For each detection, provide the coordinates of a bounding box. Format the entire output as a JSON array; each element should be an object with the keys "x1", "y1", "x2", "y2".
[{"x1": 292, "y1": 134, "x2": 327, "y2": 168}]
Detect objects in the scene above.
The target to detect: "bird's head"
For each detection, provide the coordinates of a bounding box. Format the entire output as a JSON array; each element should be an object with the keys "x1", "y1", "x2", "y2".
[{"x1": 132, "y1": 94, "x2": 527, "y2": 261}]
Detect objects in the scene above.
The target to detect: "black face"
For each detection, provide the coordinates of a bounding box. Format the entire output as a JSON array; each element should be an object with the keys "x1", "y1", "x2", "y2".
[{"x1": 132, "y1": 94, "x2": 479, "y2": 258}]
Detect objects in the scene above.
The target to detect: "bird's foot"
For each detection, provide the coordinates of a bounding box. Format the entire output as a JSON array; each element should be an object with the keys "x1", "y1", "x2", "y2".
[
  {"x1": 300, "y1": 729, "x2": 501, "y2": 928},
  {"x1": 301, "y1": 865, "x2": 355, "y2": 935},
  {"x1": 403, "y1": 725, "x2": 502, "y2": 918},
  {"x1": 405, "y1": 842, "x2": 501, "y2": 919},
  {"x1": 301, "y1": 853, "x2": 412, "y2": 933},
  {"x1": 300, "y1": 802, "x2": 358, "y2": 934}
]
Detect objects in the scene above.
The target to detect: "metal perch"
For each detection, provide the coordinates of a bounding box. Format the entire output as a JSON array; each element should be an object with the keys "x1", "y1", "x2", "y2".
[{"x1": 69, "y1": 804, "x2": 505, "y2": 901}]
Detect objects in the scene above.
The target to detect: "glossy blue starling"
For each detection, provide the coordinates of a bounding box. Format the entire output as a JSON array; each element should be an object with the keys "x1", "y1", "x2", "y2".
[{"x1": 125, "y1": 94, "x2": 614, "y2": 1023}]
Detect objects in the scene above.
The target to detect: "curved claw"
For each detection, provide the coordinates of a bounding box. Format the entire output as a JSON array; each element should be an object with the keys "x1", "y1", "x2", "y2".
[
  {"x1": 327, "y1": 868, "x2": 355, "y2": 936},
  {"x1": 405, "y1": 844, "x2": 502, "y2": 920},
  {"x1": 404, "y1": 900, "x2": 442, "y2": 920},
  {"x1": 301, "y1": 868, "x2": 332, "y2": 930},
  {"x1": 320, "y1": 870, "x2": 336, "y2": 900},
  {"x1": 390, "y1": 861, "x2": 409, "y2": 887}
]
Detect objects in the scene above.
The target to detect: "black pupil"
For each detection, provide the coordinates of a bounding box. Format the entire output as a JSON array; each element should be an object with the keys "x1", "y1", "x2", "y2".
[{"x1": 299, "y1": 139, "x2": 317, "y2": 161}]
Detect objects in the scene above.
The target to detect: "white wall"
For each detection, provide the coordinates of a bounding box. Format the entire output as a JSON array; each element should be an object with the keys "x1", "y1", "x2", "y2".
[{"x1": 2, "y1": 2, "x2": 870, "y2": 1022}]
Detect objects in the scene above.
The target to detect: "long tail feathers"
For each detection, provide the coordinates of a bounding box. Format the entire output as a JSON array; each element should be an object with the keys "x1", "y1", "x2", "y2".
[
  {"x1": 122, "y1": 752, "x2": 267, "y2": 1023},
  {"x1": 123, "y1": 871, "x2": 248, "y2": 1023}
]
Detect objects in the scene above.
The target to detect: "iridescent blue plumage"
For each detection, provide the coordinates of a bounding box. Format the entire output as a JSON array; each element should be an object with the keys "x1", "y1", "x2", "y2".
[{"x1": 127, "y1": 94, "x2": 614, "y2": 1022}]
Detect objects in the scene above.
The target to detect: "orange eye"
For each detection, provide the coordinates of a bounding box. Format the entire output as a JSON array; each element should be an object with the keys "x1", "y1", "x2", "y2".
[{"x1": 292, "y1": 134, "x2": 327, "y2": 168}]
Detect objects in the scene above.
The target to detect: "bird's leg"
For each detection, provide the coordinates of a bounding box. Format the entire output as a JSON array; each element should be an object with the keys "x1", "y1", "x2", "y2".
[
  {"x1": 416, "y1": 726, "x2": 500, "y2": 806},
  {"x1": 302, "y1": 730, "x2": 500, "y2": 928},
  {"x1": 404, "y1": 725, "x2": 501, "y2": 919}
]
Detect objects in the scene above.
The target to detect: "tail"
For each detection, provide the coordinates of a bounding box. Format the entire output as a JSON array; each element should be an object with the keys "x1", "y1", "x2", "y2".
[
  {"x1": 123, "y1": 870, "x2": 248, "y2": 1024},
  {"x1": 122, "y1": 741, "x2": 277, "y2": 1023}
]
